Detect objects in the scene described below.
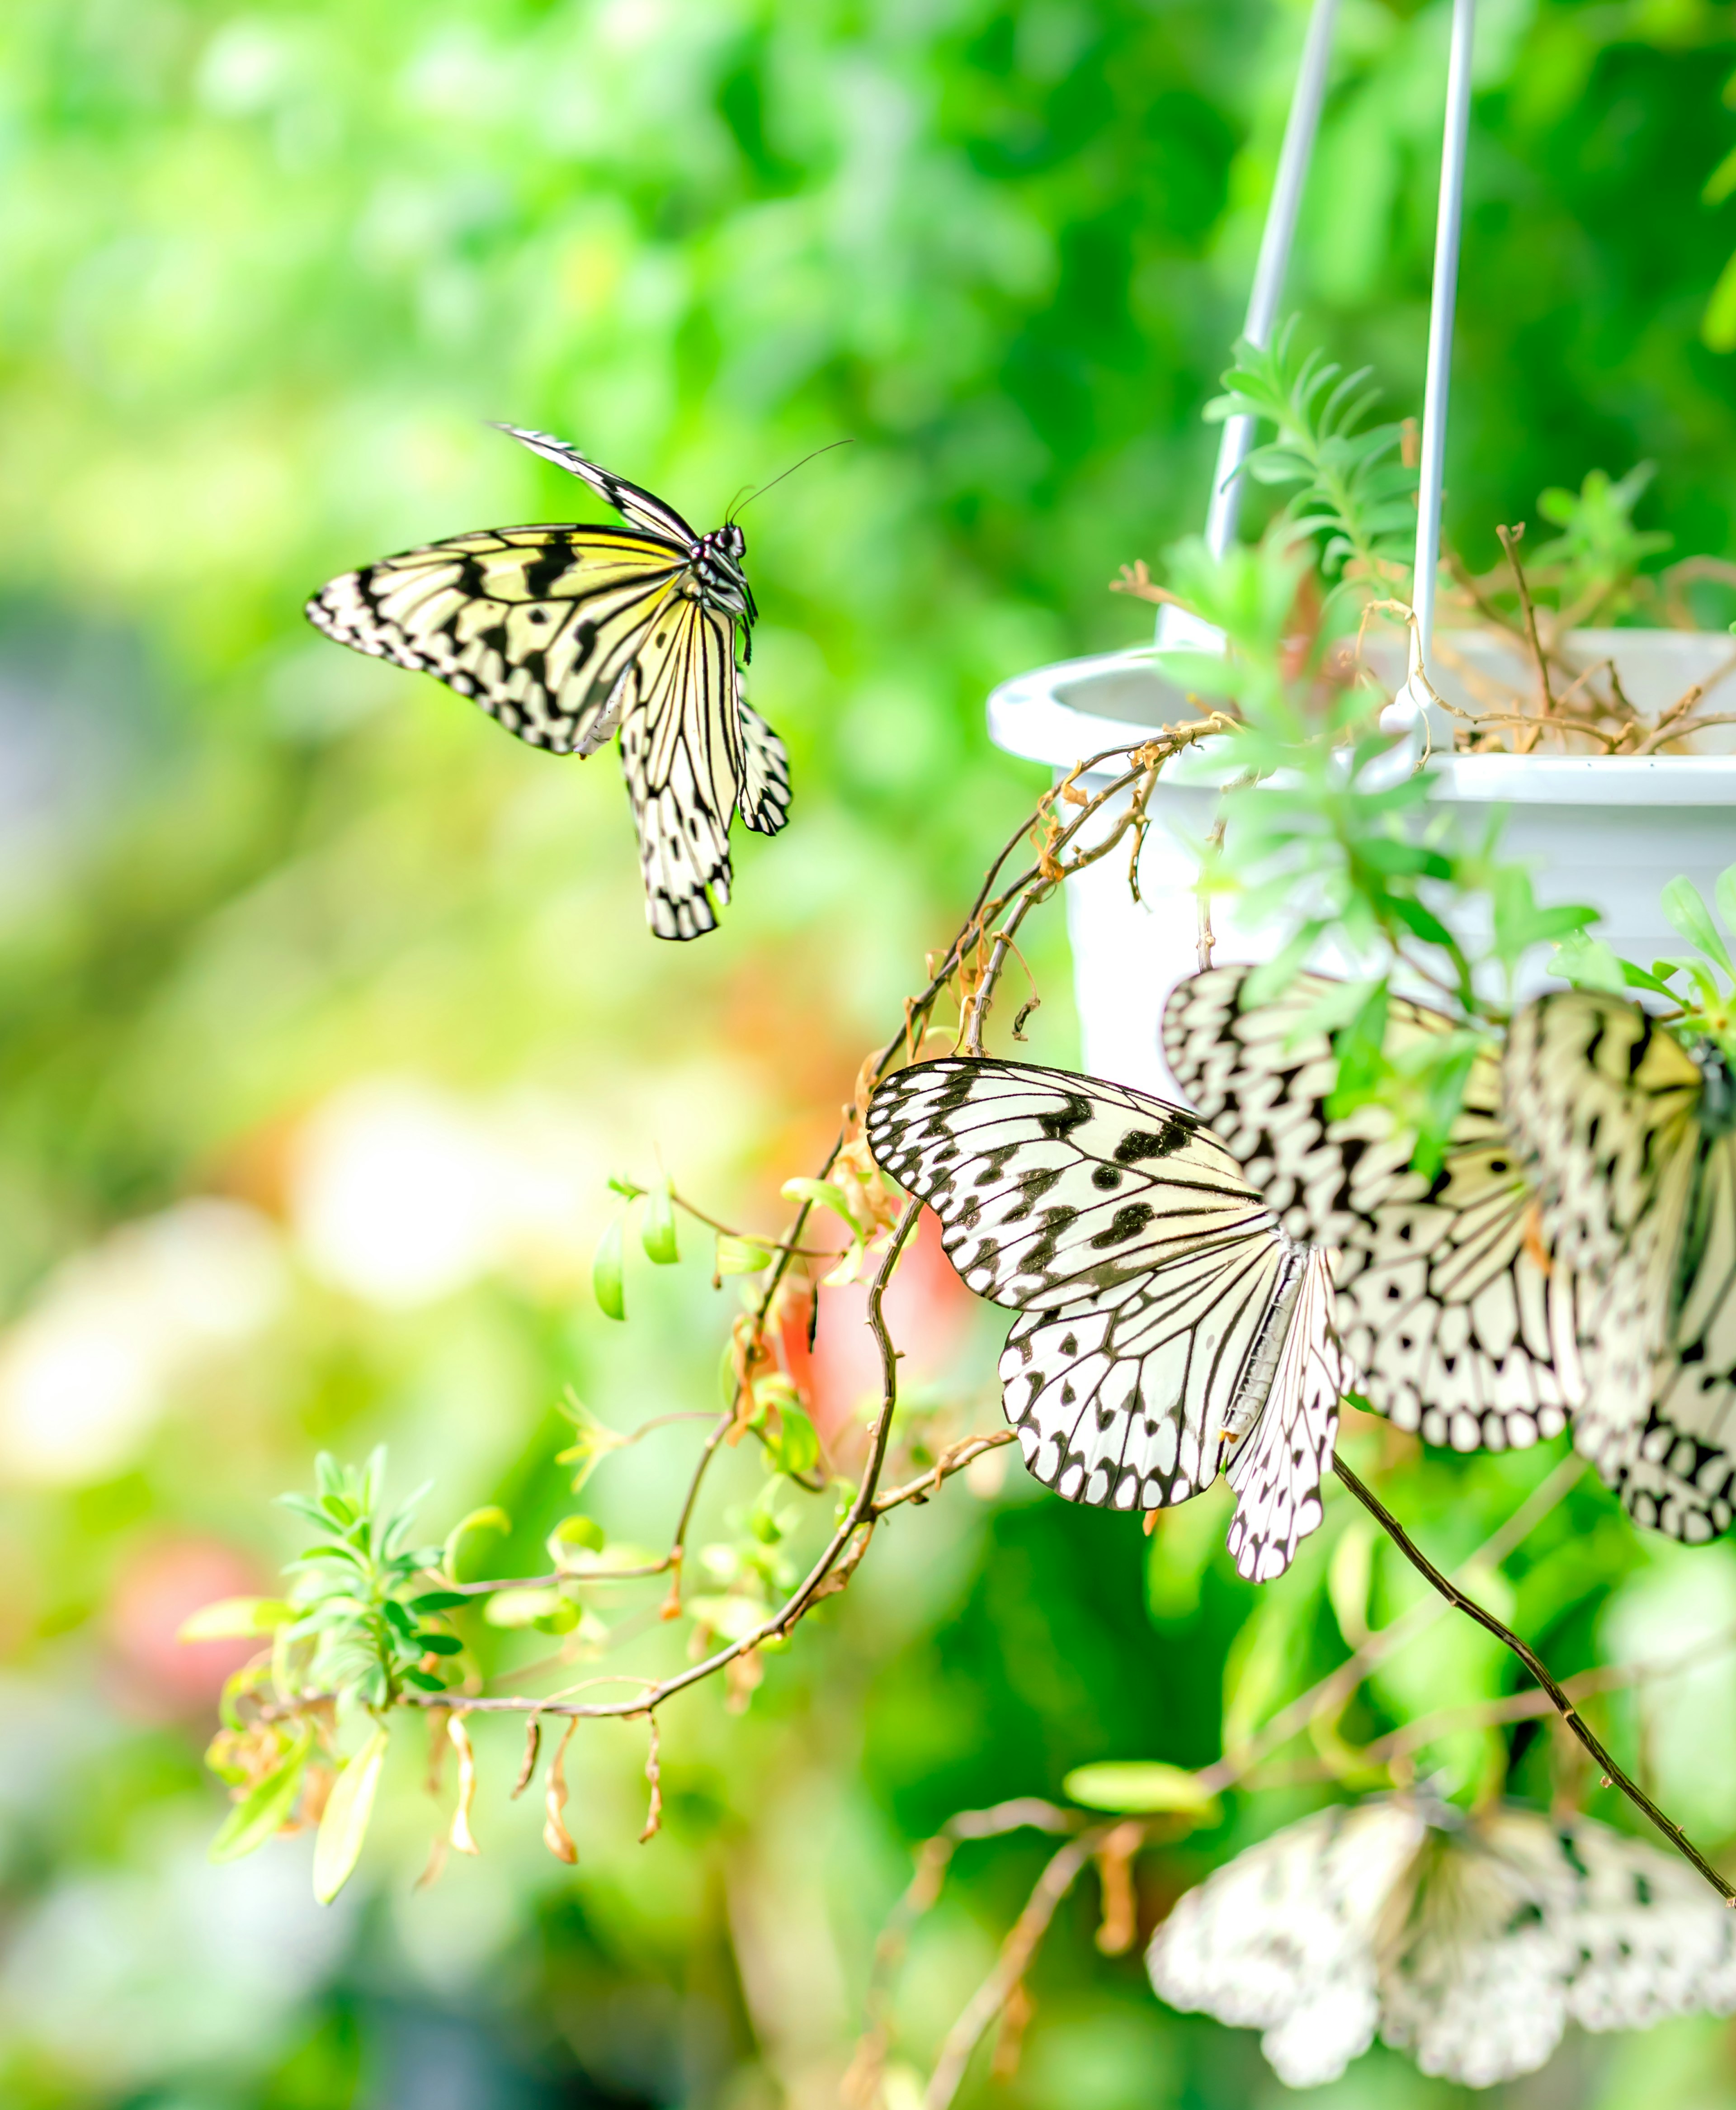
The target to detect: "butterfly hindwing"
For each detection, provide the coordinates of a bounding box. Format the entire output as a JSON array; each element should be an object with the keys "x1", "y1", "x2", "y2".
[
  {"x1": 1163, "y1": 967, "x2": 1579, "y2": 1454},
  {"x1": 865, "y1": 1057, "x2": 1345, "y2": 1573},
  {"x1": 1226, "y1": 1246, "x2": 1342, "y2": 1582}
]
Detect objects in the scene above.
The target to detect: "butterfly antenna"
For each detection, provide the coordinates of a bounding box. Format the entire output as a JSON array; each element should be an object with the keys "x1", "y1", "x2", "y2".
[{"x1": 727, "y1": 438, "x2": 855, "y2": 523}]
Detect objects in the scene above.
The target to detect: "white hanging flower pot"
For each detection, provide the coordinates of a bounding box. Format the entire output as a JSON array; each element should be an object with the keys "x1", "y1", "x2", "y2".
[
  {"x1": 990, "y1": 637, "x2": 1736, "y2": 1098},
  {"x1": 986, "y1": 0, "x2": 1736, "y2": 1100}
]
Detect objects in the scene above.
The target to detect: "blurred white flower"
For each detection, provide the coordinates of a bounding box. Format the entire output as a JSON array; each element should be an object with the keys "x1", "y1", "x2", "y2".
[
  {"x1": 1148, "y1": 1796, "x2": 1736, "y2": 2089},
  {"x1": 287, "y1": 1076, "x2": 609, "y2": 1307},
  {"x1": 0, "y1": 1199, "x2": 286, "y2": 1486}
]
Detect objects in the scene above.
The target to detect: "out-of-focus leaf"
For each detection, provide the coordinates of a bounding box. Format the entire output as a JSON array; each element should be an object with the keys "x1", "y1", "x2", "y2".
[
  {"x1": 485, "y1": 1587, "x2": 577, "y2": 1631},
  {"x1": 208, "y1": 1730, "x2": 311, "y2": 1863},
  {"x1": 716, "y1": 1234, "x2": 773, "y2": 1275},
  {"x1": 312, "y1": 1725, "x2": 388, "y2": 1904},
  {"x1": 642, "y1": 1177, "x2": 679, "y2": 1264},
  {"x1": 687, "y1": 1594, "x2": 766, "y2": 1644},
  {"x1": 1063, "y1": 1762, "x2": 1220, "y2": 1818},
  {"x1": 1663, "y1": 876, "x2": 1734, "y2": 975},
  {"x1": 594, "y1": 1211, "x2": 628, "y2": 1318},
  {"x1": 443, "y1": 1506, "x2": 510, "y2": 1582},
  {"x1": 178, "y1": 1596, "x2": 297, "y2": 1642}
]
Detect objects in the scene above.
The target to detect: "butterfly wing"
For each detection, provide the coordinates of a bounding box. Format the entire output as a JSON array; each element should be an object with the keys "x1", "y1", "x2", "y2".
[
  {"x1": 1505, "y1": 992, "x2": 1707, "y2": 1504},
  {"x1": 1376, "y1": 1814, "x2": 1577, "y2": 2086},
  {"x1": 1630, "y1": 1131, "x2": 1736, "y2": 1538},
  {"x1": 493, "y1": 423, "x2": 700, "y2": 542},
  {"x1": 1149, "y1": 1802, "x2": 1426, "y2": 2088},
  {"x1": 737, "y1": 699, "x2": 792, "y2": 835},
  {"x1": 1560, "y1": 1813, "x2": 1736, "y2": 2030},
  {"x1": 1164, "y1": 966, "x2": 1580, "y2": 1454},
  {"x1": 614, "y1": 596, "x2": 757, "y2": 940},
  {"x1": 306, "y1": 526, "x2": 684, "y2": 755},
  {"x1": 865, "y1": 1057, "x2": 1340, "y2": 1571},
  {"x1": 1225, "y1": 1246, "x2": 1343, "y2": 1583}
]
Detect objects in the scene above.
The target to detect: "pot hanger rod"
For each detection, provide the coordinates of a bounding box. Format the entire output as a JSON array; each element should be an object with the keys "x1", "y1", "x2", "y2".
[
  {"x1": 1200, "y1": 0, "x2": 1340, "y2": 563},
  {"x1": 1410, "y1": 0, "x2": 1476, "y2": 685}
]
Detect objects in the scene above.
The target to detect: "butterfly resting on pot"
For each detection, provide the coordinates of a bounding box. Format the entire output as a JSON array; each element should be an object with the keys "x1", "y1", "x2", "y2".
[{"x1": 868, "y1": 961, "x2": 1736, "y2": 1577}]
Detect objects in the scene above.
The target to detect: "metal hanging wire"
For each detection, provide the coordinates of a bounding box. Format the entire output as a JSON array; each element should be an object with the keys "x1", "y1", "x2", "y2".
[{"x1": 1161, "y1": 0, "x2": 1478, "y2": 727}]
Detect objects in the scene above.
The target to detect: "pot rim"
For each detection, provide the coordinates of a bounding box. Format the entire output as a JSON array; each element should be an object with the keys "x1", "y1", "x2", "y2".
[{"x1": 988, "y1": 649, "x2": 1736, "y2": 806}]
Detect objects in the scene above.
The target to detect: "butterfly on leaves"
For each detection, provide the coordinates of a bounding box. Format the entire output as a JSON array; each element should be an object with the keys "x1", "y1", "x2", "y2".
[
  {"x1": 864, "y1": 1057, "x2": 1348, "y2": 1582},
  {"x1": 1162, "y1": 965, "x2": 1583, "y2": 1455},
  {"x1": 306, "y1": 425, "x2": 790, "y2": 941},
  {"x1": 1149, "y1": 1796, "x2": 1736, "y2": 2089},
  {"x1": 1505, "y1": 990, "x2": 1736, "y2": 1541}
]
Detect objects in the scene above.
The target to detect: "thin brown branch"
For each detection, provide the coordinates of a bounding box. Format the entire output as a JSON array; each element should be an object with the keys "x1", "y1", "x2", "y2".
[
  {"x1": 1332, "y1": 1449, "x2": 1735, "y2": 1903},
  {"x1": 922, "y1": 1826, "x2": 1108, "y2": 2110},
  {"x1": 871, "y1": 1429, "x2": 1018, "y2": 1514}
]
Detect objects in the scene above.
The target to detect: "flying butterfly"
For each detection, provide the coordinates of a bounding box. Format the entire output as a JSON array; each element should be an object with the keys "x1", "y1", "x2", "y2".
[
  {"x1": 1149, "y1": 1796, "x2": 1736, "y2": 2089},
  {"x1": 305, "y1": 425, "x2": 791, "y2": 941},
  {"x1": 1163, "y1": 965, "x2": 1583, "y2": 1454},
  {"x1": 864, "y1": 1057, "x2": 1348, "y2": 1581},
  {"x1": 1505, "y1": 990, "x2": 1736, "y2": 1540}
]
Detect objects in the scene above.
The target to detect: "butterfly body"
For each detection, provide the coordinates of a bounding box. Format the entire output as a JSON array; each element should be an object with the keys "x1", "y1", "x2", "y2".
[
  {"x1": 306, "y1": 426, "x2": 788, "y2": 940},
  {"x1": 865, "y1": 1056, "x2": 1346, "y2": 1580}
]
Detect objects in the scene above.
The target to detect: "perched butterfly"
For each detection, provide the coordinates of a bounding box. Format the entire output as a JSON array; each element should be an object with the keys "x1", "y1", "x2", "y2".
[
  {"x1": 306, "y1": 425, "x2": 789, "y2": 941},
  {"x1": 864, "y1": 1058, "x2": 1347, "y2": 1581},
  {"x1": 1149, "y1": 1796, "x2": 1736, "y2": 2089},
  {"x1": 1163, "y1": 966, "x2": 1582, "y2": 1454},
  {"x1": 1505, "y1": 991, "x2": 1736, "y2": 1540}
]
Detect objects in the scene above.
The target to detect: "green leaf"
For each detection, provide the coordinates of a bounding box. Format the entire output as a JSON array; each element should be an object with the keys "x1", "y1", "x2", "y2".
[
  {"x1": 716, "y1": 1233, "x2": 774, "y2": 1275},
  {"x1": 443, "y1": 1504, "x2": 510, "y2": 1582},
  {"x1": 412, "y1": 1631, "x2": 464, "y2": 1655},
  {"x1": 550, "y1": 1513, "x2": 606, "y2": 1553},
  {"x1": 177, "y1": 1596, "x2": 297, "y2": 1642},
  {"x1": 765, "y1": 1405, "x2": 821, "y2": 1477},
  {"x1": 209, "y1": 1730, "x2": 311, "y2": 1863},
  {"x1": 593, "y1": 1211, "x2": 627, "y2": 1319},
  {"x1": 408, "y1": 1589, "x2": 468, "y2": 1613},
  {"x1": 1062, "y1": 1761, "x2": 1222, "y2": 1819},
  {"x1": 402, "y1": 1667, "x2": 449, "y2": 1692},
  {"x1": 642, "y1": 1176, "x2": 679, "y2": 1264},
  {"x1": 780, "y1": 1176, "x2": 866, "y2": 1237},
  {"x1": 484, "y1": 1586, "x2": 577, "y2": 1631},
  {"x1": 1717, "y1": 864, "x2": 1736, "y2": 945},
  {"x1": 312, "y1": 1725, "x2": 389, "y2": 1904},
  {"x1": 687, "y1": 1594, "x2": 767, "y2": 1644},
  {"x1": 1663, "y1": 876, "x2": 1735, "y2": 976}
]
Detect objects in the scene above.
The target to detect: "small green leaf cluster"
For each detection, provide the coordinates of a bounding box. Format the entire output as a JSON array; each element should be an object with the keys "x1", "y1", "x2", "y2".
[
  {"x1": 1207, "y1": 321, "x2": 1417, "y2": 587},
  {"x1": 278, "y1": 1450, "x2": 466, "y2": 1707},
  {"x1": 1555, "y1": 863, "x2": 1736, "y2": 1059},
  {"x1": 1528, "y1": 465, "x2": 1672, "y2": 621}
]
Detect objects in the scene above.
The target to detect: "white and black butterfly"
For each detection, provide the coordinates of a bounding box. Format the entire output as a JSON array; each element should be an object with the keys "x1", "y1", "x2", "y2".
[
  {"x1": 1149, "y1": 1796, "x2": 1736, "y2": 2089},
  {"x1": 306, "y1": 425, "x2": 789, "y2": 941},
  {"x1": 1163, "y1": 966, "x2": 1582, "y2": 1454},
  {"x1": 864, "y1": 1058, "x2": 1347, "y2": 1581},
  {"x1": 1505, "y1": 991, "x2": 1736, "y2": 1541}
]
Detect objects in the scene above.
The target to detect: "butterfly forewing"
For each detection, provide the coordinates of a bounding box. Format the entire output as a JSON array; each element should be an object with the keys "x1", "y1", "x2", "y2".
[
  {"x1": 490, "y1": 424, "x2": 699, "y2": 543},
  {"x1": 306, "y1": 425, "x2": 787, "y2": 940},
  {"x1": 1148, "y1": 1802, "x2": 1426, "y2": 2088},
  {"x1": 1164, "y1": 967, "x2": 1579, "y2": 1454},
  {"x1": 1507, "y1": 990, "x2": 1736, "y2": 1537},
  {"x1": 865, "y1": 1057, "x2": 1346, "y2": 1572}
]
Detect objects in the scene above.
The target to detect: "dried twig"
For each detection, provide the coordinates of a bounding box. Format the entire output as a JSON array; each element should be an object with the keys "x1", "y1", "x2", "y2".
[{"x1": 1332, "y1": 1450, "x2": 1735, "y2": 1904}]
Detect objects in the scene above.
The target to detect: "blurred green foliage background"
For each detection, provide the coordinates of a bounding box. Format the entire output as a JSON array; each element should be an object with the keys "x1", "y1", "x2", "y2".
[{"x1": 7, "y1": 1, "x2": 1736, "y2": 2105}]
